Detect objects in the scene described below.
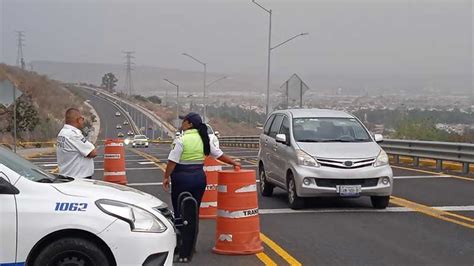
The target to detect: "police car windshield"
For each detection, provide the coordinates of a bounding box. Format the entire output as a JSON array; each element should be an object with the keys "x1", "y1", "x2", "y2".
[
  {"x1": 0, "y1": 146, "x2": 56, "y2": 182},
  {"x1": 134, "y1": 135, "x2": 147, "y2": 139}
]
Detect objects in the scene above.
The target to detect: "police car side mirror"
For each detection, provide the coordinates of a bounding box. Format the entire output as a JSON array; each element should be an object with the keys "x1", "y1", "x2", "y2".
[{"x1": 0, "y1": 178, "x2": 19, "y2": 195}]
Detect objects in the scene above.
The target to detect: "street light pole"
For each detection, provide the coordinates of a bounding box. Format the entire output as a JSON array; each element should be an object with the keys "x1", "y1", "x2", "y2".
[
  {"x1": 182, "y1": 53, "x2": 207, "y2": 121},
  {"x1": 252, "y1": 0, "x2": 272, "y2": 116},
  {"x1": 252, "y1": 0, "x2": 308, "y2": 116},
  {"x1": 13, "y1": 85, "x2": 17, "y2": 153},
  {"x1": 207, "y1": 76, "x2": 228, "y2": 89},
  {"x1": 266, "y1": 10, "x2": 272, "y2": 117},
  {"x1": 164, "y1": 79, "x2": 180, "y2": 129}
]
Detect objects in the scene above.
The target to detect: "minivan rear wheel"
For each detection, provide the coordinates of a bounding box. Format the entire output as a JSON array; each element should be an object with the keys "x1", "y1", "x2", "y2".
[
  {"x1": 371, "y1": 195, "x2": 390, "y2": 209},
  {"x1": 287, "y1": 175, "x2": 304, "y2": 210},
  {"x1": 259, "y1": 166, "x2": 274, "y2": 197}
]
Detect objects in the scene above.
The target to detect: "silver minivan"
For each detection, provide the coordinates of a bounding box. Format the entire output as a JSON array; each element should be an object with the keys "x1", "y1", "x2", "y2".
[{"x1": 258, "y1": 109, "x2": 393, "y2": 209}]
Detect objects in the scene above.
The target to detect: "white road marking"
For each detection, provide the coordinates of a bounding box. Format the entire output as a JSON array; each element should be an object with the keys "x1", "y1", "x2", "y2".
[
  {"x1": 128, "y1": 182, "x2": 163, "y2": 186},
  {"x1": 42, "y1": 163, "x2": 58, "y2": 167},
  {"x1": 259, "y1": 205, "x2": 474, "y2": 215},
  {"x1": 138, "y1": 161, "x2": 155, "y2": 165},
  {"x1": 393, "y1": 175, "x2": 451, "y2": 179},
  {"x1": 94, "y1": 167, "x2": 160, "y2": 171}
]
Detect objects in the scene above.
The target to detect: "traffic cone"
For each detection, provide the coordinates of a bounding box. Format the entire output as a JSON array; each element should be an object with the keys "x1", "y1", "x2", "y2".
[
  {"x1": 103, "y1": 139, "x2": 127, "y2": 185},
  {"x1": 200, "y1": 157, "x2": 223, "y2": 219},
  {"x1": 213, "y1": 167, "x2": 263, "y2": 255}
]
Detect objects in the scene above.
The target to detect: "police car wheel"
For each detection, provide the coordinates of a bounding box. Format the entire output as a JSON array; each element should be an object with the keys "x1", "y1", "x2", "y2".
[{"x1": 34, "y1": 237, "x2": 110, "y2": 266}]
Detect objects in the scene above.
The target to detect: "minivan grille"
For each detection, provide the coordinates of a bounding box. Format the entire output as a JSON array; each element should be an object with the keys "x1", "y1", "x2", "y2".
[
  {"x1": 317, "y1": 158, "x2": 375, "y2": 169},
  {"x1": 315, "y1": 178, "x2": 379, "y2": 188}
]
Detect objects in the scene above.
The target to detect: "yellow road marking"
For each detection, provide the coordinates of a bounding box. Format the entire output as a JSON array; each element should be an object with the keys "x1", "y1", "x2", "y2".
[
  {"x1": 260, "y1": 233, "x2": 302, "y2": 266},
  {"x1": 129, "y1": 148, "x2": 294, "y2": 265},
  {"x1": 256, "y1": 252, "x2": 278, "y2": 266},
  {"x1": 128, "y1": 148, "x2": 167, "y2": 171},
  {"x1": 390, "y1": 196, "x2": 474, "y2": 229},
  {"x1": 51, "y1": 167, "x2": 59, "y2": 174},
  {"x1": 391, "y1": 165, "x2": 473, "y2": 182}
]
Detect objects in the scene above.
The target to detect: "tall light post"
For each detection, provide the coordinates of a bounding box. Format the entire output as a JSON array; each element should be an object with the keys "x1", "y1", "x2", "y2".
[
  {"x1": 252, "y1": 0, "x2": 308, "y2": 116},
  {"x1": 163, "y1": 79, "x2": 180, "y2": 129},
  {"x1": 182, "y1": 53, "x2": 207, "y2": 121},
  {"x1": 207, "y1": 76, "x2": 228, "y2": 89}
]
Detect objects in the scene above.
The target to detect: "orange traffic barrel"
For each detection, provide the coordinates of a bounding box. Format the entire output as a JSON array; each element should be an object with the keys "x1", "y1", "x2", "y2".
[
  {"x1": 200, "y1": 157, "x2": 223, "y2": 219},
  {"x1": 103, "y1": 139, "x2": 127, "y2": 185},
  {"x1": 213, "y1": 168, "x2": 263, "y2": 255}
]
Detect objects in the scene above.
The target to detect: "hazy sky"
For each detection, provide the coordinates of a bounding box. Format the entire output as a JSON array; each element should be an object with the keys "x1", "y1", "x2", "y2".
[{"x1": 0, "y1": 0, "x2": 472, "y2": 79}]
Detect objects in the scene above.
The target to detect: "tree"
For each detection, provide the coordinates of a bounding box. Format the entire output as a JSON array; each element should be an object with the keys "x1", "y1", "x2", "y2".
[
  {"x1": 101, "y1": 73, "x2": 118, "y2": 92},
  {"x1": 5, "y1": 94, "x2": 40, "y2": 134}
]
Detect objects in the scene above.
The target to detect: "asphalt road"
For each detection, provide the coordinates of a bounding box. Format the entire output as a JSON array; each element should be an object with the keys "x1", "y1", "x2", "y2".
[{"x1": 30, "y1": 88, "x2": 474, "y2": 265}]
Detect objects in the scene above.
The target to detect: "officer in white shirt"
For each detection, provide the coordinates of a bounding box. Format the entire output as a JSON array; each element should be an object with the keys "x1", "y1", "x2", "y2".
[{"x1": 56, "y1": 108, "x2": 97, "y2": 179}]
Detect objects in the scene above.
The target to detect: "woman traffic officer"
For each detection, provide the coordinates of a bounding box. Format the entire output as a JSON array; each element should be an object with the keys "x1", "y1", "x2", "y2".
[{"x1": 163, "y1": 112, "x2": 240, "y2": 215}]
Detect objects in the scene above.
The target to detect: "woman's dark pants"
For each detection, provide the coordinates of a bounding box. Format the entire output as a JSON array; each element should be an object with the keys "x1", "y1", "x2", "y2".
[{"x1": 171, "y1": 164, "x2": 206, "y2": 217}]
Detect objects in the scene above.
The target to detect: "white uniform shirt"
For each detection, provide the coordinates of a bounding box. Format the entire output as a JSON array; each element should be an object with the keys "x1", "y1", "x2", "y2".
[
  {"x1": 56, "y1": 124, "x2": 95, "y2": 178},
  {"x1": 168, "y1": 136, "x2": 224, "y2": 163}
]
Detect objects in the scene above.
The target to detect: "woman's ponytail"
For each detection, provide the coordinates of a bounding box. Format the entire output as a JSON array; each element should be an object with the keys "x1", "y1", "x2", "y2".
[{"x1": 197, "y1": 123, "x2": 211, "y2": 156}]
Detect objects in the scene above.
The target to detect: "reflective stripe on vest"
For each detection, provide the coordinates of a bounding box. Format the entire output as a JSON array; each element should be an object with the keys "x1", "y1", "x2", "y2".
[{"x1": 180, "y1": 129, "x2": 205, "y2": 163}]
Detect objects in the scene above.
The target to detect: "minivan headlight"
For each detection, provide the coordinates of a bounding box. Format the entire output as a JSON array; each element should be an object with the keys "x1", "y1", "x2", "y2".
[
  {"x1": 374, "y1": 150, "x2": 389, "y2": 167},
  {"x1": 296, "y1": 150, "x2": 320, "y2": 167},
  {"x1": 96, "y1": 199, "x2": 167, "y2": 233}
]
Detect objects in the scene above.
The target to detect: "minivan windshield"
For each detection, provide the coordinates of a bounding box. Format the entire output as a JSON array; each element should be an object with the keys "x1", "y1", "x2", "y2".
[
  {"x1": 0, "y1": 146, "x2": 56, "y2": 182},
  {"x1": 293, "y1": 118, "x2": 371, "y2": 142},
  {"x1": 134, "y1": 135, "x2": 147, "y2": 140}
]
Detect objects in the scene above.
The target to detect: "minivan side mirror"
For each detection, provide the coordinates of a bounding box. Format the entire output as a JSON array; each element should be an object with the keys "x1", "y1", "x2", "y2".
[
  {"x1": 276, "y1": 134, "x2": 288, "y2": 145},
  {"x1": 215, "y1": 131, "x2": 220, "y2": 138},
  {"x1": 374, "y1": 134, "x2": 384, "y2": 143}
]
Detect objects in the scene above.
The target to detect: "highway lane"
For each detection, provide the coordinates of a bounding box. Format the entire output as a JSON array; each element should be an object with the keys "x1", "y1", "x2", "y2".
[
  {"x1": 31, "y1": 143, "x2": 474, "y2": 265},
  {"x1": 30, "y1": 87, "x2": 473, "y2": 265}
]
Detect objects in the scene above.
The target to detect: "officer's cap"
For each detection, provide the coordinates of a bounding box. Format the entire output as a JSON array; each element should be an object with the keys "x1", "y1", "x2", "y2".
[{"x1": 179, "y1": 112, "x2": 203, "y2": 126}]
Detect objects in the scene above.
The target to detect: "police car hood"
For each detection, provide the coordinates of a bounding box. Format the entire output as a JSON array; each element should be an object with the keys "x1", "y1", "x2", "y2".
[{"x1": 52, "y1": 179, "x2": 165, "y2": 208}]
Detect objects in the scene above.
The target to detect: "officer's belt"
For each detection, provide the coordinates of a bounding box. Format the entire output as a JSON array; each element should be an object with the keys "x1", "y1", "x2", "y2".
[{"x1": 179, "y1": 160, "x2": 205, "y2": 165}]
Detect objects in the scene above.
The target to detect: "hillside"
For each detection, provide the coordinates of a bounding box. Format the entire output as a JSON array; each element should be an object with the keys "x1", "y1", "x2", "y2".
[
  {"x1": 0, "y1": 64, "x2": 92, "y2": 145},
  {"x1": 31, "y1": 60, "x2": 265, "y2": 97}
]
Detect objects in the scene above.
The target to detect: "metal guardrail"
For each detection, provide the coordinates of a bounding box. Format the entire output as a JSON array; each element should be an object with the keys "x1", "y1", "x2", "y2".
[
  {"x1": 218, "y1": 136, "x2": 474, "y2": 174},
  {"x1": 81, "y1": 86, "x2": 176, "y2": 138}
]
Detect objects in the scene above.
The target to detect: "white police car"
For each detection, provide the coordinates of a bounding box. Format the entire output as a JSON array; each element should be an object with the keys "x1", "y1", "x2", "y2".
[{"x1": 0, "y1": 146, "x2": 176, "y2": 265}]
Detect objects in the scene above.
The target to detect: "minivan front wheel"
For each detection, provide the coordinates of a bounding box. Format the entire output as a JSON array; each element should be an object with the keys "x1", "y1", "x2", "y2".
[
  {"x1": 287, "y1": 175, "x2": 304, "y2": 210},
  {"x1": 34, "y1": 237, "x2": 110, "y2": 266},
  {"x1": 259, "y1": 166, "x2": 274, "y2": 197},
  {"x1": 371, "y1": 195, "x2": 390, "y2": 209}
]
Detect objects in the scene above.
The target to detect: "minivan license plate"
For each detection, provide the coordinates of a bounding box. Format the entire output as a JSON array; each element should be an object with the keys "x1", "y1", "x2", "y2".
[{"x1": 337, "y1": 185, "x2": 361, "y2": 196}]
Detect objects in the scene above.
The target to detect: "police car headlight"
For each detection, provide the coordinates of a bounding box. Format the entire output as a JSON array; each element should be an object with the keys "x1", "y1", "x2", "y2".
[
  {"x1": 96, "y1": 199, "x2": 167, "y2": 233},
  {"x1": 296, "y1": 150, "x2": 320, "y2": 167},
  {"x1": 145, "y1": 142, "x2": 149, "y2": 146},
  {"x1": 374, "y1": 150, "x2": 389, "y2": 167}
]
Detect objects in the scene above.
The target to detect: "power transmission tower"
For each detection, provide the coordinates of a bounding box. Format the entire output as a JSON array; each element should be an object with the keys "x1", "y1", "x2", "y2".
[
  {"x1": 123, "y1": 51, "x2": 135, "y2": 96},
  {"x1": 15, "y1": 31, "x2": 26, "y2": 69}
]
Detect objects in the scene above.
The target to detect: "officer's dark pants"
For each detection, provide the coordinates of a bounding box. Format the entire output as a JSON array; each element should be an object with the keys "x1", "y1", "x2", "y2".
[{"x1": 171, "y1": 164, "x2": 206, "y2": 217}]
